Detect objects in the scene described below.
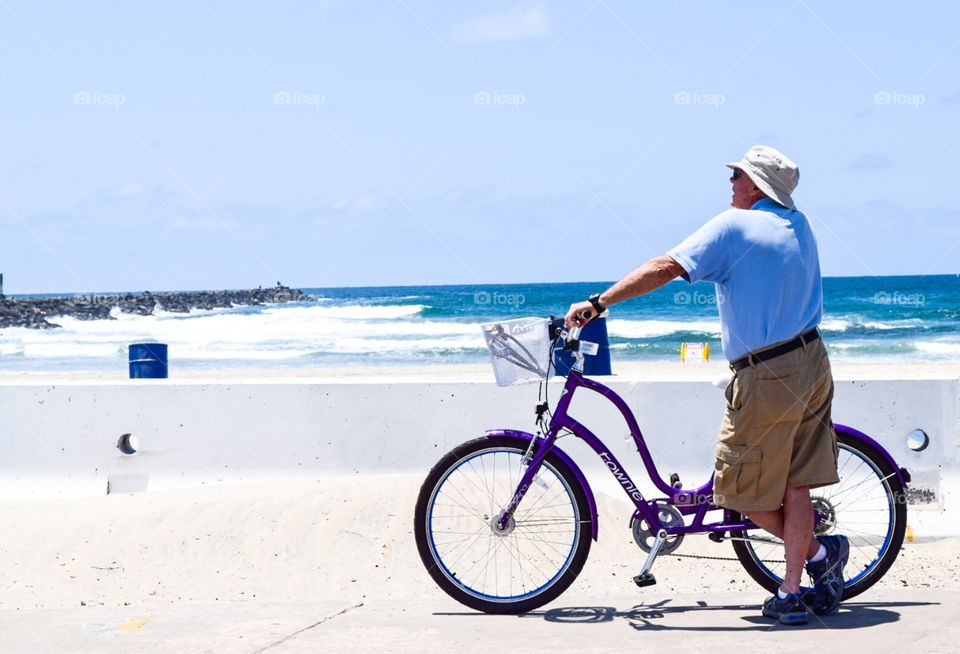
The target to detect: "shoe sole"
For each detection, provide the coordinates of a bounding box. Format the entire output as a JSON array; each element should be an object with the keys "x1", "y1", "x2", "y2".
[
  {"x1": 779, "y1": 614, "x2": 809, "y2": 625},
  {"x1": 763, "y1": 606, "x2": 809, "y2": 625}
]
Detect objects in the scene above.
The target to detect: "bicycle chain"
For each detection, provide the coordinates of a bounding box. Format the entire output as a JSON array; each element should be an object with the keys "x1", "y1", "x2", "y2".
[{"x1": 662, "y1": 551, "x2": 786, "y2": 564}]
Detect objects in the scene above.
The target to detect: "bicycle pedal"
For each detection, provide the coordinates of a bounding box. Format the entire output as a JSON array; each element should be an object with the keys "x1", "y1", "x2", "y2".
[
  {"x1": 708, "y1": 531, "x2": 726, "y2": 543},
  {"x1": 633, "y1": 572, "x2": 657, "y2": 588}
]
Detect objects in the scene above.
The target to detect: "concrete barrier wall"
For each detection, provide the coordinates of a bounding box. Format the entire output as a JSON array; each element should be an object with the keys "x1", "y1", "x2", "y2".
[{"x1": 1, "y1": 375, "x2": 957, "y2": 531}]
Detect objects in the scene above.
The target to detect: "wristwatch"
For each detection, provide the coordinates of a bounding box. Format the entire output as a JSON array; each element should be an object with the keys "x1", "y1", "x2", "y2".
[{"x1": 587, "y1": 293, "x2": 605, "y2": 315}]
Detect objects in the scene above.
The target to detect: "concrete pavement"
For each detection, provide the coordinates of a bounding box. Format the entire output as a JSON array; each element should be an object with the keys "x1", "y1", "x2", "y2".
[{"x1": 1, "y1": 591, "x2": 955, "y2": 653}]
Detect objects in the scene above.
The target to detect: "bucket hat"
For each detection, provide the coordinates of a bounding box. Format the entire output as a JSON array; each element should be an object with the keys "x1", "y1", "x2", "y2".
[{"x1": 727, "y1": 145, "x2": 799, "y2": 209}]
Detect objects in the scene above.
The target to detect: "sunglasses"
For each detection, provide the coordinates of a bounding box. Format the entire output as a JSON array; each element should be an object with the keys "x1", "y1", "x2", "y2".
[{"x1": 731, "y1": 168, "x2": 743, "y2": 180}]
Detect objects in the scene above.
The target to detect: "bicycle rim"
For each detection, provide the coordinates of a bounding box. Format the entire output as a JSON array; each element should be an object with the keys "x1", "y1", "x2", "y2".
[{"x1": 426, "y1": 447, "x2": 581, "y2": 603}]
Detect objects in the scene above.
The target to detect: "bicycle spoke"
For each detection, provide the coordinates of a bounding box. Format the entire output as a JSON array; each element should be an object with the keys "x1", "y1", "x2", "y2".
[
  {"x1": 461, "y1": 459, "x2": 505, "y2": 512},
  {"x1": 831, "y1": 476, "x2": 895, "y2": 511},
  {"x1": 522, "y1": 530, "x2": 574, "y2": 559},
  {"x1": 436, "y1": 488, "x2": 488, "y2": 524},
  {"x1": 430, "y1": 522, "x2": 491, "y2": 549},
  {"x1": 479, "y1": 531, "x2": 494, "y2": 590},
  {"x1": 459, "y1": 534, "x2": 511, "y2": 586},
  {"x1": 518, "y1": 489, "x2": 572, "y2": 519}
]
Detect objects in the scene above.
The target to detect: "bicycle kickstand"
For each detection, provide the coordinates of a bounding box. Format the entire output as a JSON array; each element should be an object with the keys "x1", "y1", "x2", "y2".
[{"x1": 633, "y1": 528, "x2": 667, "y2": 588}]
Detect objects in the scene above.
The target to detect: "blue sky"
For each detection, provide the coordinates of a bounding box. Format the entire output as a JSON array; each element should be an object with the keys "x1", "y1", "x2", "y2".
[{"x1": 1, "y1": 1, "x2": 958, "y2": 293}]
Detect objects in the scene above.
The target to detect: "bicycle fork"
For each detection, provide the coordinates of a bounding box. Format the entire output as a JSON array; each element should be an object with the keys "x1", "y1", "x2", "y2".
[{"x1": 495, "y1": 435, "x2": 553, "y2": 531}]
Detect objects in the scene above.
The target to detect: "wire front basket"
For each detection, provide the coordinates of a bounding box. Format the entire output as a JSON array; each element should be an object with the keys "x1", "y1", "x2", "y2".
[{"x1": 480, "y1": 317, "x2": 552, "y2": 386}]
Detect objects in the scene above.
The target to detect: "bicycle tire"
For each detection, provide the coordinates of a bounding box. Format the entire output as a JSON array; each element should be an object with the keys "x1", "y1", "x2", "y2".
[
  {"x1": 414, "y1": 435, "x2": 592, "y2": 614},
  {"x1": 731, "y1": 430, "x2": 907, "y2": 600}
]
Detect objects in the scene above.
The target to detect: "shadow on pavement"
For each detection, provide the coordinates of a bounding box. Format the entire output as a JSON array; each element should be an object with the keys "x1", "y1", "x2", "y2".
[
  {"x1": 519, "y1": 599, "x2": 938, "y2": 631},
  {"x1": 436, "y1": 598, "x2": 938, "y2": 632}
]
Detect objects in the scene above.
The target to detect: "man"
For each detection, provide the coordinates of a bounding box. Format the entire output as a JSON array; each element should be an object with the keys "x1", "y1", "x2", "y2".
[{"x1": 565, "y1": 145, "x2": 848, "y2": 626}]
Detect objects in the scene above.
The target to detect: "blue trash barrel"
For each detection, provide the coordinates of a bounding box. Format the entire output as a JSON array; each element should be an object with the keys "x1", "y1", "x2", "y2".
[
  {"x1": 129, "y1": 343, "x2": 168, "y2": 379},
  {"x1": 553, "y1": 316, "x2": 612, "y2": 376}
]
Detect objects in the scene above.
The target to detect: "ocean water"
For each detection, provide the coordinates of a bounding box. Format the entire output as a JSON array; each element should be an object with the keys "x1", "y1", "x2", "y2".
[{"x1": 1, "y1": 275, "x2": 958, "y2": 372}]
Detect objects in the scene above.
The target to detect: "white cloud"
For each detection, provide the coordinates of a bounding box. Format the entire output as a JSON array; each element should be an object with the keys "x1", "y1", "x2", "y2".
[
  {"x1": 453, "y1": 5, "x2": 550, "y2": 43},
  {"x1": 115, "y1": 181, "x2": 146, "y2": 198},
  {"x1": 940, "y1": 90, "x2": 960, "y2": 105},
  {"x1": 328, "y1": 195, "x2": 385, "y2": 213},
  {"x1": 846, "y1": 153, "x2": 895, "y2": 171}
]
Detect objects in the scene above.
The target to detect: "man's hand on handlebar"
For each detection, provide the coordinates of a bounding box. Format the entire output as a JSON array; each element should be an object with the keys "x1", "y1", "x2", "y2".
[{"x1": 564, "y1": 301, "x2": 596, "y2": 329}]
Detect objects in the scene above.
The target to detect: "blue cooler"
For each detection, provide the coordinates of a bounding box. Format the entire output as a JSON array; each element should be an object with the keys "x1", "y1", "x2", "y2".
[
  {"x1": 553, "y1": 316, "x2": 612, "y2": 376},
  {"x1": 129, "y1": 343, "x2": 168, "y2": 378}
]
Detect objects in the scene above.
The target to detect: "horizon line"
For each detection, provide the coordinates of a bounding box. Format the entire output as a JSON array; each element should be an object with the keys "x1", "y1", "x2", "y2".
[{"x1": 5, "y1": 272, "x2": 959, "y2": 297}]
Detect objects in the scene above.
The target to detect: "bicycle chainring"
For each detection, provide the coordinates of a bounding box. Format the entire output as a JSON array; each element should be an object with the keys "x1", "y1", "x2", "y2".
[
  {"x1": 632, "y1": 503, "x2": 685, "y2": 555},
  {"x1": 811, "y1": 496, "x2": 837, "y2": 536}
]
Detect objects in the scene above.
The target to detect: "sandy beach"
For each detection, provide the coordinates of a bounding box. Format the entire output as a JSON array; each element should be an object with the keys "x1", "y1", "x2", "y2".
[
  {"x1": 0, "y1": 475, "x2": 957, "y2": 652},
  {"x1": 3, "y1": 475, "x2": 957, "y2": 610}
]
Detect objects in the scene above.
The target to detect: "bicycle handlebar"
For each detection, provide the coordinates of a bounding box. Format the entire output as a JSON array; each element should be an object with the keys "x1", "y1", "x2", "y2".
[{"x1": 548, "y1": 316, "x2": 583, "y2": 347}]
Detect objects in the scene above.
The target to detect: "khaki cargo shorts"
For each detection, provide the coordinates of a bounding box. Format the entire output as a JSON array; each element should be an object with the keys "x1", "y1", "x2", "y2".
[{"x1": 713, "y1": 336, "x2": 839, "y2": 513}]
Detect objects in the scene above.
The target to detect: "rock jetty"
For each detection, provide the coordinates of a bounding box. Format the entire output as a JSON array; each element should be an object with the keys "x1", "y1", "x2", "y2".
[{"x1": 0, "y1": 286, "x2": 311, "y2": 329}]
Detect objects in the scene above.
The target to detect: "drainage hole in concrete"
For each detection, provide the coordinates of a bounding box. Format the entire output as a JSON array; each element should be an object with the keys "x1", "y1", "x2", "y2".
[{"x1": 117, "y1": 433, "x2": 139, "y2": 455}]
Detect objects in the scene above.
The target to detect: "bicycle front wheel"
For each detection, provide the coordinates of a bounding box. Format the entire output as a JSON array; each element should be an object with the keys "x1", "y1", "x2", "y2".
[
  {"x1": 732, "y1": 430, "x2": 907, "y2": 600},
  {"x1": 414, "y1": 435, "x2": 592, "y2": 614}
]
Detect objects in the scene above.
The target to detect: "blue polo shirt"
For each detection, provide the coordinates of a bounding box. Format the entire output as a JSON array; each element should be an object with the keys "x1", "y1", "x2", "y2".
[{"x1": 666, "y1": 198, "x2": 823, "y2": 362}]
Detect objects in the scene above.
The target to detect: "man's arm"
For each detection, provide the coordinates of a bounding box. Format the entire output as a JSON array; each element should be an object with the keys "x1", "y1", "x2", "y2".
[{"x1": 564, "y1": 255, "x2": 685, "y2": 328}]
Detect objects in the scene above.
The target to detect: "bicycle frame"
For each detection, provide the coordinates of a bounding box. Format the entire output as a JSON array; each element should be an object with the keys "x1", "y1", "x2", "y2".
[
  {"x1": 495, "y1": 366, "x2": 910, "y2": 542},
  {"x1": 495, "y1": 367, "x2": 755, "y2": 539}
]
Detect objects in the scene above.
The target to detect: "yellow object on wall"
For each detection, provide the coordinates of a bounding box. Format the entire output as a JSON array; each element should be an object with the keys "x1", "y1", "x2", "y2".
[{"x1": 680, "y1": 342, "x2": 710, "y2": 363}]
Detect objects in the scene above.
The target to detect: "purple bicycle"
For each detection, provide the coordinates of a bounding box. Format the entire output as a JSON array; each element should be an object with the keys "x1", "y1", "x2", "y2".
[{"x1": 414, "y1": 317, "x2": 909, "y2": 614}]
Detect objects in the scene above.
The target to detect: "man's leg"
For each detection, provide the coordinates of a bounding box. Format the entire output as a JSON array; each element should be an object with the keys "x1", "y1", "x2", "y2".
[{"x1": 747, "y1": 486, "x2": 818, "y2": 593}]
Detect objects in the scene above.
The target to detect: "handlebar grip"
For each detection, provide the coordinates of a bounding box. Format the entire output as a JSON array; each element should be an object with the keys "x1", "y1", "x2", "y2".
[{"x1": 548, "y1": 315, "x2": 583, "y2": 343}]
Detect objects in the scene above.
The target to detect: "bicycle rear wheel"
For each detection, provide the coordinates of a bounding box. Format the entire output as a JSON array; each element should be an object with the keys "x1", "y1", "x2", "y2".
[
  {"x1": 732, "y1": 430, "x2": 907, "y2": 600},
  {"x1": 414, "y1": 435, "x2": 592, "y2": 614}
]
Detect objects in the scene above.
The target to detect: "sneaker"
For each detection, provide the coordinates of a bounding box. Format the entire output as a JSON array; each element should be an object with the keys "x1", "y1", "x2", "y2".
[
  {"x1": 805, "y1": 534, "x2": 850, "y2": 615},
  {"x1": 762, "y1": 591, "x2": 809, "y2": 625}
]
